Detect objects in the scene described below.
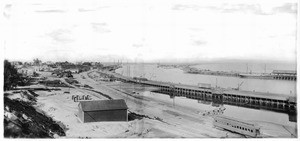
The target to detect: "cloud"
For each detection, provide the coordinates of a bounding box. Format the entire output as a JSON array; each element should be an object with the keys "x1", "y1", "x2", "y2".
[
  {"x1": 46, "y1": 29, "x2": 74, "y2": 43},
  {"x1": 171, "y1": 3, "x2": 269, "y2": 15},
  {"x1": 219, "y1": 3, "x2": 297, "y2": 15},
  {"x1": 172, "y1": 2, "x2": 297, "y2": 16},
  {"x1": 35, "y1": 10, "x2": 66, "y2": 13},
  {"x1": 192, "y1": 40, "x2": 207, "y2": 46},
  {"x1": 189, "y1": 28, "x2": 203, "y2": 32},
  {"x1": 97, "y1": 6, "x2": 110, "y2": 10},
  {"x1": 172, "y1": 4, "x2": 201, "y2": 11},
  {"x1": 273, "y1": 3, "x2": 297, "y2": 13},
  {"x1": 132, "y1": 44, "x2": 143, "y2": 48},
  {"x1": 91, "y1": 23, "x2": 111, "y2": 33},
  {"x1": 78, "y1": 6, "x2": 109, "y2": 12},
  {"x1": 32, "y1": 3, "x2": 42, "y2": 6},
  {"x1": 3, "y1": 4, "x2": 12, "y2": 19},
  {"x1": 220, "y1": 4, "x2": 266, "y2": 14},
  {"x1": 78, "y1": 8, "x2": 96, "y2": 12},
  {"x1": 203, "y1": 3, "x2": 275, "y2": 15},
  {"x1": 4, "y1": 0, "x2": 297, "y2": 62}
]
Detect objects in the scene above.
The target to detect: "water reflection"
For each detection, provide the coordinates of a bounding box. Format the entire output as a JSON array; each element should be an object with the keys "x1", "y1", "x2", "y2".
[{"x1": 151, "y1": 90, "x2": 296, "y2": 125}]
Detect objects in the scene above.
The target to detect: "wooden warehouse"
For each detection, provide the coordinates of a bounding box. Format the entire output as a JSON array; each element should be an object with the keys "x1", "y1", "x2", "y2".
[{"x1": 78, "y1": 99, "x2": 128, "y2": 123}]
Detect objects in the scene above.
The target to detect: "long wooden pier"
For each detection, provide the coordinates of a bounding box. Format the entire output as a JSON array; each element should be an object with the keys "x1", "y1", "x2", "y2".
[
  {"x1": 140, "y1": 80, "x2": 296, "y2": 113},
  {"x1": 101, "y1": 71, "x2": 297, "y2": 114},
  {"x1": 185, "y1": 67, "x2": 297, "y2": 81}
]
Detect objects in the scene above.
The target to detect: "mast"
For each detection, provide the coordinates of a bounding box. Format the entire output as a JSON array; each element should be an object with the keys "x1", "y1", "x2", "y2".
[{"x1": 264, "y1": 64, "x2": 267, "y2": 74}]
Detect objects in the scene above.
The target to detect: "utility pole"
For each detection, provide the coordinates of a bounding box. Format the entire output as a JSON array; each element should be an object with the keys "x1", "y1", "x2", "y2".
[
  {"x1": 173, "y1": 97, "x2": 175, "y2": 107},
  {"x1": 171, "y1": 85, "x2": 175, "y2": 108},
  {"x1": 237, "y1": 81, "x2": 244, "y2": 90},
  {"x1": 246, "y1": 63, "x2": 248, "y2": 73}
]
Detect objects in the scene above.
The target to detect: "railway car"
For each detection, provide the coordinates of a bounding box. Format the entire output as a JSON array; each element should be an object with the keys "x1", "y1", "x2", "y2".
[{"x1": 213, "y1": 115, "x2": 260, "y2": 137}]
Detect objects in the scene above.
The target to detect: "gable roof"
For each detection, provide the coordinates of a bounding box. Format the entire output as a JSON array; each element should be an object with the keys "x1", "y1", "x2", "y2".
[{"x1": 79, "y1": 99, "x2": 128, "y2": 112}]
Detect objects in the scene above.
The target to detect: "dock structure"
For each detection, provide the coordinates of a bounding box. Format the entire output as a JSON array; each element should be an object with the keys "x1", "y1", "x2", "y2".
[
  {"x1": 222, "y1": 90, "x2": 296, "y2": 113},
  {"x1": 184, "y1": 67, "x2": 297, "y2": 81},
  {"x1": 272, "y1": 70, "x2": 297, "y2": 81},
  {"x1": 108, "y1": 72, "x2": 296, "y2": 114},
  {"x1": 141, "y1": 81, "x2": 296, "y2": 113},
  {"x1": 238, "y1": 70, "x2": 297, "y2": 81}
]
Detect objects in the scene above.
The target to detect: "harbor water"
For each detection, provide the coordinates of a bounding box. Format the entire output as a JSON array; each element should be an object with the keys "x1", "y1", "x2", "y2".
[{"x1": 116, "y1": 63, "x2": 296, "y2": 96}]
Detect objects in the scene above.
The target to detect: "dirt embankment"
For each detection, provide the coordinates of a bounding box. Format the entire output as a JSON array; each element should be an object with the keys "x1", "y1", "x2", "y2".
[{"x1": 4, "y1": 90, "x2": 66, "y2": 138}]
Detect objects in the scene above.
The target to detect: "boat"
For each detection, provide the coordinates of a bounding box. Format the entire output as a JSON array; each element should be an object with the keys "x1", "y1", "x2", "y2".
[
  {"x1": 213, "y1": 115, "x2": 260, "y2": 137},
  {"x1": 238, "y1": 73, "x2": 272, "y2": 79}
]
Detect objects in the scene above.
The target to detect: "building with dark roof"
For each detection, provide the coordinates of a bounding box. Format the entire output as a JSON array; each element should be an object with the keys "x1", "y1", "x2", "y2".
[
  {"x1": 271, "y1": 70, "x2": 297, "y2": 81},
  {"x1": 78, "y1": 99, "x2": 128, "y2": 123}
]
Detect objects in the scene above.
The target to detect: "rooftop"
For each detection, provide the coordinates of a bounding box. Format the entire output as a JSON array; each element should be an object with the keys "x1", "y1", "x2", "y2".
[
  {"x1": 79, "y1": 99, "x2": 128, "y2": 112},
  {"x1": 272, "y1": 70, "x2": 297, "y2": 74}
]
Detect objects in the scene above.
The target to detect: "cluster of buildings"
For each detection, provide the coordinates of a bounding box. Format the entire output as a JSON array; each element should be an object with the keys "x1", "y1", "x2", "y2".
[{"x1": 10, "y1": 59, "x2": 108, "y2": 76}]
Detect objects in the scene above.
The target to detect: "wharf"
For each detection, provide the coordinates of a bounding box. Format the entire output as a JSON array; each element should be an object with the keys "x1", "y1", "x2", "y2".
[
  {"x1": 184, "y1": 67, "x2": 296, "y2": 81},
  {"x1": 223, "y1": 90, "x2": 290, "y2": 101},
  {"x1": 103, "y1": 71, "x2": 297, "y2": 114}
]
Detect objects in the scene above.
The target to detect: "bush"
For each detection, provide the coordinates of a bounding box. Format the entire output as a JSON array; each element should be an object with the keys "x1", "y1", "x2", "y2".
[{"x1": 4, "y1": 60, "x2": 23, "y2": 91}]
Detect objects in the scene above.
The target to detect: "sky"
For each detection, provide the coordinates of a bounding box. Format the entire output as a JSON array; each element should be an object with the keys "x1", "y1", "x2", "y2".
[{"x1": 2, "y1": 0, "x2": 298, "y2": 63}]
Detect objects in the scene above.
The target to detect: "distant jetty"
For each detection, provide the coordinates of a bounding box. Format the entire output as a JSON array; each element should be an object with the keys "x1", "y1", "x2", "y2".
[
  {"x1": 183, "y1": 66, "x2": 240, "y2": 77},
  {"x1": 176, "y1": 66, "x2": 296, "y2": 81}
]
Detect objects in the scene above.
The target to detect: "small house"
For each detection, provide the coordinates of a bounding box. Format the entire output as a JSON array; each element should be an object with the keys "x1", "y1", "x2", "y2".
[{"x1": 78, "y1": 99, "x2": 128, "y2": 123}]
